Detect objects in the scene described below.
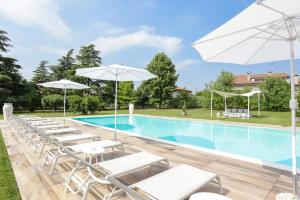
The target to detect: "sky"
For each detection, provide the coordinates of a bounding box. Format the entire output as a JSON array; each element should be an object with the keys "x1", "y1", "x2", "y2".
[{"x1": 0, "y1": 0, "x2": 298, "y2": 91}]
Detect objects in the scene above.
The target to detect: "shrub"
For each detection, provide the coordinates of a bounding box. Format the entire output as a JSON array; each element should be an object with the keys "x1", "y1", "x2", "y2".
[
  {"x1": 67, "y1": 95, "x2": 83, "y2": 113},
  {"x1": 82, "y1": 96, "x2": 100, "y2": 114},
  {"x1": 42, "y1": 94, "x2": 64, "y2": 111}
]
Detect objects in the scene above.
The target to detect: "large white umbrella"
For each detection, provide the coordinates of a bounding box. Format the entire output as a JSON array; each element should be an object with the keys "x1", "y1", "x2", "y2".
[
  {"x1": 76, "y1": 64, "x2": 156, "y2": 140},
  {"x1": 193, "y1": 0, "x2": 300, "y2": 197},
  {"x1": 38, "y1": 79, "x2": 89, "y2": 122}
]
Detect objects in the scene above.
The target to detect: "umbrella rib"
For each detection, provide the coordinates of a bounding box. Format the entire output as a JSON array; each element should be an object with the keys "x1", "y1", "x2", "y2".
[
  {"x1": 203, "y1": 20, "x2": 284, "y2": 62},
  {"x1": 245, "y1": 21, "x2": 286, "y2": 65},
  {"x1": 252, "y1": 37, "x2": 285, "y2": 41},
  {"x1": 254, "y1": 27, "x2": 288, "y2": 40},
  {"x1": 257, "y1": 1, "x2": 288, "y2": 19},
  {"x1": 192, "y1": 19, "x2": 281, "y2": 45}
]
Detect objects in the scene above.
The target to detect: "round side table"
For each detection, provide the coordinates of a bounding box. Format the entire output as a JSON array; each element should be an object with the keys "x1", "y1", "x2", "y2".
[
  {"x1": 190, "y1": 192, "x2": 232, "y2": 200},
  {"x1": 82, "y1": 147, "x2": 106, "y2": 163}
]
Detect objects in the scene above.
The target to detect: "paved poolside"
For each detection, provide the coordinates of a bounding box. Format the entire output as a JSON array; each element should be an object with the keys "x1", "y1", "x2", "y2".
[{"x1": 0, "y1": 118, "x2": 299, "y2": 200}]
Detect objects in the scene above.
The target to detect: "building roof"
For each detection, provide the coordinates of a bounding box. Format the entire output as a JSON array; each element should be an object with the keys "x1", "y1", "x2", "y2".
[
  {"x1": 175, "y1": 86, "x2": 193, "y2": 93},
  {"x1": 233, "y1": 73, "x2": 289, "y2": 86}
]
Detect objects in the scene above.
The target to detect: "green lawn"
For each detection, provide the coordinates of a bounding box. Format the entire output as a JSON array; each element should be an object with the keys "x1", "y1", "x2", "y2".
[
  {"x1": 0, "y1": 131, "x2": 21, "y2": 200},
  {"x1": 1, "y1": 108, "x2": 298, "y2": 127}
]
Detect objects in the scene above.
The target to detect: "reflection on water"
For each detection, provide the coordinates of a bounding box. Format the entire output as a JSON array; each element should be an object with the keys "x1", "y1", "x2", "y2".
[{"x1": 74, "y1": 115, "x2": 299, "y2": 167}]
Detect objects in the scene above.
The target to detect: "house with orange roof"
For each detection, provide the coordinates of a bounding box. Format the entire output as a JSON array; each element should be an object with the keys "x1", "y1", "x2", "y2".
[{"x1": 232, "y1": 72, "x2": 299, "y2": 90}]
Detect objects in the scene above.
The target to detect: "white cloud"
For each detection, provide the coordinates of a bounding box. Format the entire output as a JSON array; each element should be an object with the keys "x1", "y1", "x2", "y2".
[
  {"x1": 90, "y1": 22, "x2": 126, "y2": 36},
  {"x1": 176, "y1": 59, "x2": 201, "y2": 70},
  {"x1": 92, "y1": 27, "x2": 182, "y2": 55},
  {"x1": 0, "y1": 0, "x2": 71, "y2": 38}
]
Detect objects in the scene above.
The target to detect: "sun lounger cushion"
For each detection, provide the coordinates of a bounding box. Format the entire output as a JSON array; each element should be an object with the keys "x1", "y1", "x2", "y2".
[
  {"x1": 68, "y1": 140, "x2": 122, "y2": 152},
  {"x1": 97, "y1": 151, "x2": 166, "y2": 177},
  {"x1": 44, "y1": 127, "x2": 79, "y2": 135},
  {"x1": 54, "y1": 133, "x2": 97, "y2": 143},
  {"x1": 133, "y1": 164, "x2": 218, "y2": 200}
]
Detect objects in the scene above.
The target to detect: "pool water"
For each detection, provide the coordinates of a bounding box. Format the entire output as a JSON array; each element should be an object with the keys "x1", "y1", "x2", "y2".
[{"x1": 73, "y1": 115, "x2": 300, "y2": 168}]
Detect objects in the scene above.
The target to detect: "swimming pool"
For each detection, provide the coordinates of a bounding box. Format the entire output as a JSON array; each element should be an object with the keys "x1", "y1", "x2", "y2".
[{"x1": 73, "y1": 115, "x2": 300, "y2": 169}]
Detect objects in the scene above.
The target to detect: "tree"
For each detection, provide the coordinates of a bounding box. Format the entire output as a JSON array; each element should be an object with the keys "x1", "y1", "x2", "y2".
[
  {"x1": 118, "y1": 81, "x2": 136, "y2": 108},
  {"x1": 74, "y1": 44, "x2": 103, "y2": 94},
  {"x1": 145, "y1": 52, "x2": 178, "y2": 108},
  {"x1": 0, "y1": 30, "x2": 25, "y2": 109},
  {"x1": 214, "y1": 71, "x2": 234, "y2": 92},
  {"x1": 0, "y1": 30, "x2": 11, "y2": 52},
  {"x1": 199, "y1": 71, "x2": 235, "y2": 110},
  {"x1": 260, "y1": 77, "x2": 290, "y2": 111},
  {"x1": 76, "y1": 44, "x2": 102, "y2": 68},
  {"x1": 136, "y1": 82, "x2": 151, "y2": 108},
  {"x1": 32, "y1": 60, "x2": 50, "y2": 84},
  {"x1": 51, "y1": 49, "x2": 76, "y2": 80}
]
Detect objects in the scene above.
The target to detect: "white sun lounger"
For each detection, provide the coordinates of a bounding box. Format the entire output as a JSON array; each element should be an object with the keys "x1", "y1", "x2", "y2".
[
  {"x1": 39, "y1": 133, "x2": 101, "y2": 158},
  {"x1": 32, "y1": 121, "x2": 60, "y2": 126},
  {"x1": 29, "y1": 127, "x2": 80, "y2": 155},
  {"x1": 65, "y1": 151, "x2": 168, "y2": 200},
  {"x1": 54, "y1": 133, "x2": 100, "y2": 143},
  {"x1": 46, "y1": 140, "x2": 123, "y2": 175},
  {"x1": 111, "y1": 164, "x2": 222, "y2": 200},
  {"x1": 35, "y1": 124, "x2": 68, "y2": 130},
  {"x1": 43, "y1": 127, "x2": 80, "y2": 136}
]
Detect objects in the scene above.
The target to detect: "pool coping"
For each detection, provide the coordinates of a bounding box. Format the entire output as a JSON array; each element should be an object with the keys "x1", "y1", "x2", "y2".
[{"x1": 68, "y1": 114, "x2": 298, "y2": 173}]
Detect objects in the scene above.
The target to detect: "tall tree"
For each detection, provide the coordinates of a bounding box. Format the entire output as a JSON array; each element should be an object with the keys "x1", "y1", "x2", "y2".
[
  {"x1": 76, "y1": 44, "x2": 102, "y2": 68},
  {"x1": 32, "y1": 60, "x2": 50, "y2": 84},
  {"x1": 0, "y1": 30, "x2": 11, "y2": 52},
  {"x1": 118, "y1": 81, "x2": 135, "y2": 108},
  {"x1": 51, "y1": 49, "x2": 75, "y2": 80},
  {"x1": 145, "y1": 52, "x2": 178, "y2": 108},
  {"x1": 0, "y1": 30, "x2": 25, "y2": 109}
]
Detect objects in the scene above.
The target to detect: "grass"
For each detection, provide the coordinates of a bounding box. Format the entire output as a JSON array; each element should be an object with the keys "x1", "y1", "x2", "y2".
[
  {"x1": 0, "y1": 131, "x2": 21, "y2": 200},
  {"x1": 1, "y1": 108, "x2": 298, "y2": 127}
]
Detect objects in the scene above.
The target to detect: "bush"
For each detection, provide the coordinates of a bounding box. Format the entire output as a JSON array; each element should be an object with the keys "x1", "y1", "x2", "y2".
[
  {"x1": 260, "y1": 77, "x2": 290, "y2": 111},
  {"x1": 168, "y1": 92, "x2": 199, "y2": 109},
  {"x1": 68, "y1": 95, "x2": 83, "y2": 113},
  {"x1": 42, "y1": 94, "x2": 64, "y2": 111},
  {"x1": 82, "y1": 96, "x2": 100, "y2": 114}
]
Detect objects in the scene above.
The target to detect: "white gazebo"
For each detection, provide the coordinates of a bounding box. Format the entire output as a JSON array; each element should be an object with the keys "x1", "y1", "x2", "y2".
[{"x1": 210, "y1": 89, "x2": 261, "y2": 118}]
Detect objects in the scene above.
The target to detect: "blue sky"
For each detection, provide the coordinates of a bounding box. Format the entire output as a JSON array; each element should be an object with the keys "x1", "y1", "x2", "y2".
[{"x1": 0, "y1": 0, "x2": 298, "y2": 91}]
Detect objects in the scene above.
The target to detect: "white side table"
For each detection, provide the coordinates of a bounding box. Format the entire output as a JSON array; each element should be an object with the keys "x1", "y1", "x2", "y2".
[
  {"x1": 190, "y1": 192, "x2": 232, "y2": 200},
  {"x1": 82, "y1": 147, "x2": 106, "y2": 163}
]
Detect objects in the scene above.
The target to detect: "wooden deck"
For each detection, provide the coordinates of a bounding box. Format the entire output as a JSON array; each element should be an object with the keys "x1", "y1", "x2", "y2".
[{"x1": 0, "y1": 118, "x2": 298, "y2": 200}]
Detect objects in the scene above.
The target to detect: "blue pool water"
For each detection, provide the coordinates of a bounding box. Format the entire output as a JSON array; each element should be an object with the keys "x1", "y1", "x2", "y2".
[{"x1": 73, "y1": 115, "x2": 300, "y2": 168}]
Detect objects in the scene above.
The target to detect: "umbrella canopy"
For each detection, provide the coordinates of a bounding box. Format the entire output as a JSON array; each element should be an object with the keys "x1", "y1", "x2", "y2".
[
  {"x1": 193, "y1": 0, "x2": 299, "y2": 197},
  {"x1": 76, "y1": 64, "x2": 156, "y2": 140},
  {"x1": 38, "y1": 79, "x2": 89, "y2": 122},
  {"x1": 192, "y1": 0, "x2": 300, "y2": 64},
  {"x1": 38, "y1": 79, "x2": 89, "y2": 90},
  {"x1": 75, "y1": 64, "x2": 156, "y2": 81}
]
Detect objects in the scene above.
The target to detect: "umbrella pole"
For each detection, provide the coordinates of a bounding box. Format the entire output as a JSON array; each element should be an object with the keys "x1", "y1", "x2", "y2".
[
  {"x1": 114, "y1": 77, "x2": 118, "y2": 140},
  {"x1": 248, "y1": 96, "x2": 250, "y2": 119},
  {"x1": 225, "y1": 97, "x2": 227, "y2": 112},
  {"x1": 64, "y1": 89, "x2": 66, "y2": 124},
  {"x1": 258, "y1": 93, "x2": 260, "y2": 117},
  {"x1": 211, "y1": 90, "x2": 213, "y2": 118},
  {"x1": 289, "y1": 40, "x2": 298, "y2": 198}
]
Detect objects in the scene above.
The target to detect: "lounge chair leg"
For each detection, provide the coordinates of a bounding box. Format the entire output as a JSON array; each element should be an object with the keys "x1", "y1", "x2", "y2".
[
  {"x1": 39, "y1": 143, "x2": 46, "y2": 158},
  {"x1": 49, "y1": 156, "x2": 59, "y2": 176},
  {"x1": 81, "y1": 183, "x2": 91, "y2": 200},
  {"x1": 216, "y1": 175, "x2": 223, "y2": 194}
]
